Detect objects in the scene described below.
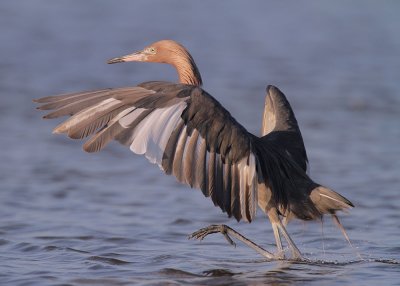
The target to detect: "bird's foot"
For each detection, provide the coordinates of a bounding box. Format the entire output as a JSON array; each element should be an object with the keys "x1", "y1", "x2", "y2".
[
  {"x1": 189, "y1": 224, "x2": 275, "y2": 259},
  {"x1": 188, "y1": 224, "x2": 236, "y2": 247},
  {"x1": 275, "y1": 250, "x2": 285, "y2": 260}
]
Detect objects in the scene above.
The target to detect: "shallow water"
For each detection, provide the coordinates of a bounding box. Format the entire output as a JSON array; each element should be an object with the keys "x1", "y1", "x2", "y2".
[{"x1": 1, "y1": 1, "x2": 399, "y2": 285}]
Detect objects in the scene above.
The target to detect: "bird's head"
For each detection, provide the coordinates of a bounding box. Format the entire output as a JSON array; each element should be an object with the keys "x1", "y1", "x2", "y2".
[
  {"x1": 107, "y1": 39, "x2": 202, "y2": 86},
  {"x1": 107, "y1": 40, "x2": 186, "y2": 64}
]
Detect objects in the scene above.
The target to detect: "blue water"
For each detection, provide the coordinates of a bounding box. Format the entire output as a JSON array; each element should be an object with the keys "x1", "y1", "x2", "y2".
[{"x1": 1, "y1": 1, "x2": 399, "y2": 285}]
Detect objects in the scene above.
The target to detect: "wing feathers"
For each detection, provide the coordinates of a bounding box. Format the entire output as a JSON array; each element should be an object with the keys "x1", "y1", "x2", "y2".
[
  {"x1": 42, "y1": 94, "x2": 113, "y2": 119},
  {"x1": 67, "y1": 105, "x2": 127, "y2": 139},
  {"x1": 231, "y1": 164, "x2": 242, "y2": 221},
  {"x1": 83, "y1": 106, "x2": 137, "y2": 152},
  {"x1": 36, "y1": 83, "x2": 260, "y2": 222},
  {"x1": 196, "y1": 138, "x2": 208, "y2": 196},
  {"x1": 214, "y1": 154, "x2": 225, "y2": 210},
  {"x1": 40, "y1": 88, "x2": 149, "y2": 119},
  {"x1": 161, "y1": 121, "x2": 185, "y2": 174},
  {"x1": 223, "y1": 161, "x2": 232, "y2": 217},
  {"x1": 183, "y1": 129, "x2": 200, "y2": 187},
  {"x1": 34, "y1": 89, "x2": 112, "y2": 104},
  {"x1": 172, "y1": 126, "x2": 188, "y2": 182},
  {"x1": 53, "y1": 98, "x2": 123, "y2": 134},
  {"x1": 208, "y1": 151, "x2": 216, "y2": 200}
]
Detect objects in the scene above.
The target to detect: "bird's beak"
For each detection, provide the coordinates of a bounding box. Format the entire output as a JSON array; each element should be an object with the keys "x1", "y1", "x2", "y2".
[{"x1": 107, "y1": 51, "x2": 146, "y2": 64}]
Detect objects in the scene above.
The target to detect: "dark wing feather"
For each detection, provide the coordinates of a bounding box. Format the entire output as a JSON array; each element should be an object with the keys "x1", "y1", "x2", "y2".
[{"x1": 261, "y1": 85, "x2": 308, "y2": 172}]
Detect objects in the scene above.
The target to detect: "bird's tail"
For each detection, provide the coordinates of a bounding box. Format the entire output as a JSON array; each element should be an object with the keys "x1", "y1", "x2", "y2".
[
  {"x1": 310, "y1": 185, "x2": 354, "y2": 244},
  {"x1": 310, "y1": 185, "x2": 354, "y2": 215}
]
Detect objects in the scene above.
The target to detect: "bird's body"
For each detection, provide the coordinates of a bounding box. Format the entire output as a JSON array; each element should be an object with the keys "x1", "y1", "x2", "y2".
[{"x1": 35, "y1": 40, "x2": 353, "y2": 259}]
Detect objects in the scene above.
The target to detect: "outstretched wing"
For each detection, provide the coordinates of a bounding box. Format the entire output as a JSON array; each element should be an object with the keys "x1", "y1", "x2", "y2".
[
  {"x1": 35, "y1": 81, "x2": 259, "y2": 222},
  {"x1": 260, "y1": 85, "x2": 309, "y2": 172}
]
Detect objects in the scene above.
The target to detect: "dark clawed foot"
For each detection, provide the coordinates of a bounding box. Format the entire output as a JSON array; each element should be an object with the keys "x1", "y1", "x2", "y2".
[
  {"x1": 189, "y1": 224, "x2": 276, "y2": 259},
  {"x1": 188, "y1": 224, "x2": 236, "y2": 247}
]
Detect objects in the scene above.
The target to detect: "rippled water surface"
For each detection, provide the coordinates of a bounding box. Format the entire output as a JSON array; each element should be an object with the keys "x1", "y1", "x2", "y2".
[{"x1": 1, "y1": 1, "x2": 399, "y2": 285}]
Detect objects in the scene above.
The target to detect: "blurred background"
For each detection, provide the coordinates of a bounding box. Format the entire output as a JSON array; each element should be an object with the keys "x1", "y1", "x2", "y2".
[{"x1": 1, "y1": 1, "x2": 399, "y2": 285}]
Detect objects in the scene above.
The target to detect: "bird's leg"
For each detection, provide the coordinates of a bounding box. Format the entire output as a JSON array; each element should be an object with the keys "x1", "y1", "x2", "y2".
[
  {"x1": 188, "y1": 224, "x2": 275, "y2": 259},
  {"x1": 276, "y1": 222, "x2": 302, "y2": 259},
  {"x1": 267, "y1": 209, "x2": 285, "y2": 258},
  {"x1": 331, "y1": 214, "x2": 352, "y2": 246},
  {"x1": 271, "y1": 222, "x2": 284, "y2": 259},
  {"x1": 267, "y1": 208, "x2": 302, "y2": 260},
  {"x1": 331, "y1": 214, "x2": 363, "y2": 259}
]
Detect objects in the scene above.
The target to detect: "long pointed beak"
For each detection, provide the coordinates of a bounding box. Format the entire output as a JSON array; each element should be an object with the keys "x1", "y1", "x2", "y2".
[{"x1": 107, "y1": 51, "x2": 145, "y2": 64}]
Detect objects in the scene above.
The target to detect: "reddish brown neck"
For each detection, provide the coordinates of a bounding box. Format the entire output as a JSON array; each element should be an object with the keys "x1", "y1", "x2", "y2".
[{"x1": 169, "y1": 49, "x2": 203, "y2": 86}]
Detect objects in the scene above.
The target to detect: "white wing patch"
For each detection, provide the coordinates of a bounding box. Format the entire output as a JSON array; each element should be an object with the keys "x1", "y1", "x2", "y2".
[{"x1": 122, "y1": 102, "x2": 187, "y2": 168}]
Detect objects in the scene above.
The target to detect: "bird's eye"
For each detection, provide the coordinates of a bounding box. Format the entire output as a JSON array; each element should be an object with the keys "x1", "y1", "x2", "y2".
[{"x1": 148, "y1": 47, "x2": 156, "y2": 54}]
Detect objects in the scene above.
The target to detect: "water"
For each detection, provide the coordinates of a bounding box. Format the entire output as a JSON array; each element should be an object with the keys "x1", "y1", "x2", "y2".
[{"x1": 1, "y1": 1, "x2": 399, "y2": 285}]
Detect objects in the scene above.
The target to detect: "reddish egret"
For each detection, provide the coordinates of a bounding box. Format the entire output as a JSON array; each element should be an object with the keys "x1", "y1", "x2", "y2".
[{"x1": 35, "y1": 40, "x2": 353, "y2": 260}]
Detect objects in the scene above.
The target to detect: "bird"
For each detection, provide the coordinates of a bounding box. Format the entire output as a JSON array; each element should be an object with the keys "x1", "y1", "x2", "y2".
[{"x1": 34, "y1": 39, "x2": 354, "y2": 260}]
